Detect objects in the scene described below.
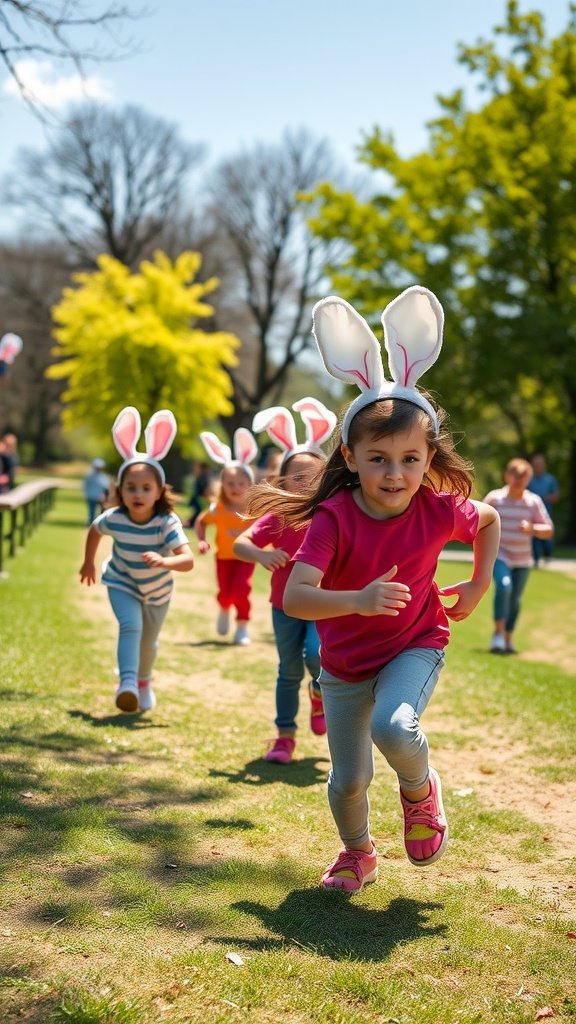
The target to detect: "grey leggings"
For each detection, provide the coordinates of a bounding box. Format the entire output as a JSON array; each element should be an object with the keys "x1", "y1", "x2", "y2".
[
  {"x1": 319, "y1": 647, "x2": 445, "y2": 847},
  {"x1": 108, "y1": 587, "x2": 170, "y2": 688}
]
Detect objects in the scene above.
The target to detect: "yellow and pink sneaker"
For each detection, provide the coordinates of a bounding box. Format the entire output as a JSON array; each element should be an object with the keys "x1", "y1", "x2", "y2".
[
  {"x1": 400, "y1": 766, "x2": 448, "y2": 866},
  {"x1": 321, "y1": 841, "x2": 378, "y2": 893}
]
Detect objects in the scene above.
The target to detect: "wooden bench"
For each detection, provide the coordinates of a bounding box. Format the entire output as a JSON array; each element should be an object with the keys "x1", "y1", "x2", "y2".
[{"x1": 0, "y1": 478, "x2": 59, "y2": 573}]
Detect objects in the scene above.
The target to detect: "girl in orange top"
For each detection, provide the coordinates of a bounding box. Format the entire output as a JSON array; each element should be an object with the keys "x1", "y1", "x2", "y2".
[{"x1": 195, "y1": 428, "x2": 258, "y2": 646}]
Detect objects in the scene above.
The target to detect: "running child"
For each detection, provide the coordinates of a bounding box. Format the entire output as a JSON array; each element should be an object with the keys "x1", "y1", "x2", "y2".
[
  {"x1": 196, "y1": 428, "x2": 258, "y2": 646},
  {"x1": 248, "y1": 287, "x2": 500, "y2": 892},
  {"x1": 80, "y1": 407, "x2": 194, "y2": 713},
  {"x1": 234, "y1": 398, "x2": 337, "y2": 762}
]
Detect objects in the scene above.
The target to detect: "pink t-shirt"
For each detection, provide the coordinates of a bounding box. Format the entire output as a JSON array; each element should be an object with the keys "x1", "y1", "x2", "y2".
[
  {"x1": 248, "y1": 513, "x2": 309, "y2": 608},
  {"x1": 483, "y1": 486, "x2": 551, "y2": 568},
  {"x1": 293, "y1": 486, "x2": 479, "y2": 683}
]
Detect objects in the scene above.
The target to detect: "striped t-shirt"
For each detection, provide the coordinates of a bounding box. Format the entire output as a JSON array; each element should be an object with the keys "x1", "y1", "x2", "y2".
[
  {"x1": 483, "y1": 487, "x2": 552, "y2": 568},
  {"x1": 93, "y1": 507, "x2": 188, "y2": 605}
]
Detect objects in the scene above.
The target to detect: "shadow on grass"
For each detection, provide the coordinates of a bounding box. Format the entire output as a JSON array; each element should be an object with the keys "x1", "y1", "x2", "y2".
[
  {"x1": 69, "y1": 709, "x2": 169, "y2": 730},
  {"x1": 209, "y1": 755, "x2": 330, "y2": 788},
  {"x1": 222, "y1": 889, "x2": 446, "y2": 961}
]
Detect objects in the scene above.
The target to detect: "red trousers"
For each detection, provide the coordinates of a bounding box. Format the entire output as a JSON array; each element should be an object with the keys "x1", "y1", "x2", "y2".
[{"x1": 216, "y1": 558, "x2": 255, "y2": 621}]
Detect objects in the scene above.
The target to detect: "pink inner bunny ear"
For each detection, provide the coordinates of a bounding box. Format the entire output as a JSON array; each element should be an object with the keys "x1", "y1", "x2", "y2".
[
  {"x1": 293, "y1": 398, "x2": 337, "y2": 447},
  {"x1": 145, "y1": 410, "x2": 177, "y2": 461},
  {"x1": 252, "y1": 408, "x2": 297, "y2": 451},
  {"x1": 233, "y1": 428, "x2": 258, "y2": 465},
  {"x1": 0, "y1": 333, "x2": 23, "y2": 363},
  {"x1": 200, "y1": 431, "x2": 231, "y2": 466},
  {"x1": 312, "y1": 297, "x2": 386, "y2": 392},
  {"x1": 112, "y1": 406, "x2": 141, "y2": 459},
  {"x1": 382, "y1": 286, "x2": 444, "y2": 388}
]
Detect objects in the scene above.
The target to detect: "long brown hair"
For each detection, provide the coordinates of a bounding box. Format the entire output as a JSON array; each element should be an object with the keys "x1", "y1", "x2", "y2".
[{"x1": 245, "y1": 397, "x2": 473, "y2": 528}]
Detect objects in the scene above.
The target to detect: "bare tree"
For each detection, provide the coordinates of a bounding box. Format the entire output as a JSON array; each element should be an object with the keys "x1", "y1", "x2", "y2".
[
  {"x1": 205, "y1": 129, "x2": 346, "y2": 433},
  {"x1": 2, "y1": 103, "x2": 204, "y2": 268},
  {"x1": 0, "y1": 238, "x2": 71, "y2": 464},
  {"x1": 0, "y1": 1, "x2": 141, "y2": 113}
]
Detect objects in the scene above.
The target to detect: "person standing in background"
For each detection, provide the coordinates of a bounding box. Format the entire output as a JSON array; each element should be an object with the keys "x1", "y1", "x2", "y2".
[{"x1": 527, "y1": 453, "x2": 559, "y2": 565}]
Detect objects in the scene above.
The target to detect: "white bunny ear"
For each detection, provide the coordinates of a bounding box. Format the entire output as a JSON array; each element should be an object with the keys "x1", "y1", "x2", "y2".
[
  {"x1": 200, "y1": 431, "x2": 232, "y2": 466},
  {"x1": 233, "y1": 427, "x2": 258, "y2": 466},
  {"x1": 382, "y1": 286, "x2": 444, "y2": 387},
  {"x1": 145, "y1": 410, "x2": 177, "y2": 461},
  {"x1": 312, "y1": 297, "x2": 386, "y2": 392},
  {"x1": 112, "y1": 406, "x2": 141, "y2": 459},
  {"x1": 252, "y1": 407, "x2": 297, "y2": 452},
  {"x1": 292, "y1": 397, "x2": 337, "y2": 447},
  {"x1": 0, "y1": 333, "x2": 23, "y2": 364}
]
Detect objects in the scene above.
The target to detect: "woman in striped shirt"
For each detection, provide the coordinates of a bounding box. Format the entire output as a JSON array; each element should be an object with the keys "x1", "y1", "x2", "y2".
[{"x1": 483, "y1": 458, "x2": 553, "y2": 654}]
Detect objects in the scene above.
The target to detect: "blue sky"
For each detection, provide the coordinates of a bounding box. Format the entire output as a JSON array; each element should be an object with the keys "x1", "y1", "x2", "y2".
[{"x1": 0, "y1": 1, "x2": 572, "y2": 178}]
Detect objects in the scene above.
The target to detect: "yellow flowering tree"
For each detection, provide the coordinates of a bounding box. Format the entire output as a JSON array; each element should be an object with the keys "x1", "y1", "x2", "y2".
[{"x1": 48, "y1": 250, "x2": 239, "y2": 452}]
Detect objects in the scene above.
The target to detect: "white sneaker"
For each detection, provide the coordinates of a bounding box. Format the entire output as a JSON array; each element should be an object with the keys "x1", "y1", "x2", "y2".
[
  {"x1": 115, "y1": 680, "x2": 139, "y2": 713},
  {"x1": 217, "y1": 608, "x2": 230, "y2": 635},
  {"x1": 233, "y1": 624, "x2": 251, "y2": 646},
  {"x1": 490, "y1": 633, "x2": 506, "y2": 653},
  {"x1": 138, "y1": 683, "x2": 156, "y2": 712}
]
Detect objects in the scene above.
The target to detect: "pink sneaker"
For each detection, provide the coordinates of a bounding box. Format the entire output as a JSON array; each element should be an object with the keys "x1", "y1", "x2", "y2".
[
  {"x1": 309, "y1": 682, "x2": 326, "y2": 735},
  {"x1": 264, "y1": 737, "x2": 295, "y2": 764},
  {"x1": 400, "y1": 767, "x2": 448, "y2": 866},
  {"x1": 321, "y1": 842, "x2": 378, "y2": 893}
]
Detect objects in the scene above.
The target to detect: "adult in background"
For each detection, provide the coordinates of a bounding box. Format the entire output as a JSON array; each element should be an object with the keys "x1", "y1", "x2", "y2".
[{"x1": 527, "y1": 453, "x2": 559, "y2": 565}]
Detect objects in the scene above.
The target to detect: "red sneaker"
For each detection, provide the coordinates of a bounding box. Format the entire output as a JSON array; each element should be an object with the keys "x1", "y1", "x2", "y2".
[
  {"x1": 309, "y1": 682, "x2": 326, "y2": 735},
  {"x1": 400, "y1": 767, "x2": 448, "y2": 866},
  {"x1": 264, "y1": 737, "x2": 295, "y2": 764},
  {"x1": 321, "y1": 842, "x2": 378, "y2": 893}
]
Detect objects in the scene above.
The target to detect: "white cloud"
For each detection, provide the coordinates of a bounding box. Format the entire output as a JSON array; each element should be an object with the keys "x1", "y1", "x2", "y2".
[{"x1": 3, "y1": 59, "x2": 112, "y2": 109}]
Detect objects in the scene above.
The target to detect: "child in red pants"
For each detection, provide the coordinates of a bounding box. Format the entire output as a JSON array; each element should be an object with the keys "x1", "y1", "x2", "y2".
[{"x1": 195, "y1": 428, "x2": 257, "y2": 645}]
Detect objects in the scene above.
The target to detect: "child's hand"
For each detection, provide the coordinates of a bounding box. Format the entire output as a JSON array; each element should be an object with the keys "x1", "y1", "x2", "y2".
[
  {"x1": 439, "y1": 578, "x2": 488, "y2": 621},
  {"x1": 355, "y1": 566, "x2": 411, "y2": 616},
  {"x1": 79, "y1": 561, "x2": 96, "y2": 585},
  {"x1": 261, "y1": 548, "x2": 290, "y2": 571},
  {"x1": 142, "y1": 551, "x2": 165, "y2": 568},
  {"x1": 519, "y1": 519, "x2": 533, "y2": 534},
  {"x1": 198, "y1": 540, "x2": 210, "y2": 554}
]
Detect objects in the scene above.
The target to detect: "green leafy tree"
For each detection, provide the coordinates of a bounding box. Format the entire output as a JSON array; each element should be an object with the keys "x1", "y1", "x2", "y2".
[
  {"x1": 308, "y1": 2, "x2": 576, "y2": 541},
  {"x1": 48, "y1": 250, "x2": 240, "y2": 454}
]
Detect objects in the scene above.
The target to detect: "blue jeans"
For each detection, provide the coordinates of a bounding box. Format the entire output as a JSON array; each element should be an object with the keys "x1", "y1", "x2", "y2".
[
  {"x1": 532, "y1": 535, "x2": 553, "y2": 564},
  {"x1": 271, "y1": 606, "x2": 320, "y2": 731},
  {"x1": 108, "y1": 587, "x2": 169, "y2": 688},
  {"x1": 319, "y1": 648, "x2": 445, "y2": 847},
  {"x1": 492, "y1": 558, "x2": 531, "y2": 632}
]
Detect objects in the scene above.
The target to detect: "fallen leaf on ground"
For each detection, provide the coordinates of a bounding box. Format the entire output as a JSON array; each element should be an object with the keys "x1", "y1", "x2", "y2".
[
  {"x1": 535, "y1": 1007, "x2": 554, "y2": 1020},
  {"x1": 225, "y1": 952, "x2": 244, "y2": 966}
]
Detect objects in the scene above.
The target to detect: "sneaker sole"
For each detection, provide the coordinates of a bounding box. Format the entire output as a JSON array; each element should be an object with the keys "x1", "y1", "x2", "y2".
[
  {"x1": 321, "y1": 865, "x2": 379, "y2": 893},
  {"x1": 116, "y1": 689, "x2": 139, "y2": 713},
  {"x1": 406, "y1": 768, "x2": 449, "y2": 868}
]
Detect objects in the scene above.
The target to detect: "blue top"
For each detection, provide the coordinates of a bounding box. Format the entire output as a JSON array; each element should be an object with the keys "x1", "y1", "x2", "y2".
[
  {"x1": 527, "y1": 472, "x2": 559, "y2": 513},
  {"x1": 93, "y1": 506, "x2": 188, "y2": 605}
]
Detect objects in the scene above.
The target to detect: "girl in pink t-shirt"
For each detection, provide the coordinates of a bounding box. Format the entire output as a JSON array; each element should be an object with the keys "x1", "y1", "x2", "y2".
[
  {"x1": 234, "y1": 399, "x2": 337, "y2": 763},
  {"x1": 246, "y1": 287, "x2": 500, "y2": 894}
]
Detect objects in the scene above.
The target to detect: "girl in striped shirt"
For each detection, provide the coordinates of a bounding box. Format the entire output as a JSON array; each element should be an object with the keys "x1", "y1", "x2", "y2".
[{"x1": 80, "y1": 408, "x2": 194, "y2": 713}]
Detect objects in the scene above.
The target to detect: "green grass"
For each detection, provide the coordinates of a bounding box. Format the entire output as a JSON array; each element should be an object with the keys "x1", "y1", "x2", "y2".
[{"x1": 0, "y1": 488, "x2": 575, "y2": 1023}]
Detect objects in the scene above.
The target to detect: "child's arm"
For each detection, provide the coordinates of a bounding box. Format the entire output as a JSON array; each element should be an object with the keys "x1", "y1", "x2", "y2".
[
  {"x1": 284, "y1": 562, "x2": 411, "y2": 620},
  {"x1": 233, "y1": 529, "x2": 290, "y2": 571},
  {"x1": 142, "y1": 543, "x2": 194, "y2": 572},
  {"x1": 439, "y1": 501, "x2": 500, "y2": 621},
  {"x1": 194, "y1": 512, "x2": 210, "y2": 554},
  {"x1": 80, "y1": 524, "x2": 103, "y2": 585}
]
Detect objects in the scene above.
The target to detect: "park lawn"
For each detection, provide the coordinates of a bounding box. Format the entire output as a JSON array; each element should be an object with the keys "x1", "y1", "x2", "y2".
[{"x1": 0, "y1": 487, "x2": 575, "y2": 1024}]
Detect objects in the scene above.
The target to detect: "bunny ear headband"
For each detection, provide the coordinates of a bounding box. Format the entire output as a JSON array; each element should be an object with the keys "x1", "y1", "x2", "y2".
[
  {"x1": 252, "y1": 397, "x2": 337, "y2": 471},
  {"x1": 311, "y1": 285, "x2": 444, "y2": 443},
  {"x1": 199, "y1": 427, "x2": 259, "y2": 482},
  {"x1": 113, "y1": 406, "x2": 177, "y2": 485},
  {"x1": 0, "y1": 333, "x2": 23, "y2": 364}
]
